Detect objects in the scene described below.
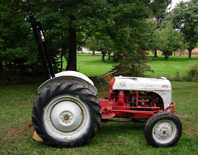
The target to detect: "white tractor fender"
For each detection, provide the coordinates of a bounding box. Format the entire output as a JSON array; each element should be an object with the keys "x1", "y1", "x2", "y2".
[
  {"x1": 38, "y1": 71, "x2": 94, "y2": 92},
  {"x1": 55, "y1": 71, "x2": 94, "y2": 86}
]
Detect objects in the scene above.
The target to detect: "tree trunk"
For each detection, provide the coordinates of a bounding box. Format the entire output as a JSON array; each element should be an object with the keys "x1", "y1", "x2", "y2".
[
  {"x1": 101, "y1": 50, "x2": 106, "y2": 62},
  {"x1": 92, "y1": 50, "x2": 95, "y2": 56},
  {"x1": 154, "y1": 49, "x2": 158, "y2": 58},
  {"x1": 164, "y1": 55, "x2": 169, "y2": 60},
  {"x1": 164, "y1": 51, "x2": 169, "y2": 60},
  {"x1": 108, "y1": 51, "x2": 111, "y2": 61},
  {"x1": 0, "y1": 61, "x2": 3, "y2": 71},
  {"x1": 113, "y1": 52, "x2": 119, "y2": 62},
  {"x1": 66, "y1": 15, "x2": 77, "y2": 71},
  {"x1": 188, "y1": 48, "x2": 193, "y2": 59}
]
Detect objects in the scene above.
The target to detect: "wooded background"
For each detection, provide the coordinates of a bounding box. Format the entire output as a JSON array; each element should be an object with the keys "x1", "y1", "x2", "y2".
[{"x1": 0, "y1": 0, "x2": 198, "y2": 82}]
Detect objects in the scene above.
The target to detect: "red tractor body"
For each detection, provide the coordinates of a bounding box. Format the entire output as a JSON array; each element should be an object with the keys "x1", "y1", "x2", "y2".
[{"x1": 100, "y1": 78, "x2": 175, "y2": 120}]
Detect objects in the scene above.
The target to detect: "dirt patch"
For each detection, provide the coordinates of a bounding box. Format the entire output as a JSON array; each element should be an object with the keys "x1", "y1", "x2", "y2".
[
  {"x1": 2, "y1": 121, "x2": 32, "y2": 142},
  {"x1": 183, "y1": 121, "x2": 198, "y2": 136},
  {"x1": 16, "y1": 101, "x2": 32, "y2": 107},
  {"x1": 177, "y1": 114, "x2": 198, "y2": 136},
  {"x1": 185, "y1": 127, "x2": 198, "y2": 136}
]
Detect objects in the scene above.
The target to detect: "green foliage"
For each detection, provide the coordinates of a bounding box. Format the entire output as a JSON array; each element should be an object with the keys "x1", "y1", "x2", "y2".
[
  {"x1": 112, "y1": 51, "x2": 150, "y2": 76},
  {"x1": 0, "y1": 0, "x2": 44, "y2": 74},
  {"x1": 1, "y1": 48, "x2": 26, "y2": 61},
  {"x1": 155, "y1": 22, "x2": 186, "y2": 59},
  {"x1": 172, "y1": 0, "x2": 198, "y2": 58},
  {"x1": 150, "y1": 0, "x2": 172, "y2": 25},
  {"x1": 86, "y1": 35, "x2": 114, "y2": 54},
  {"x1": 185, "y1": 64, "x2": 198, "y2": 82},
  {"x1": 0, "y1": 0, "x2": 174, "y2": 77}
]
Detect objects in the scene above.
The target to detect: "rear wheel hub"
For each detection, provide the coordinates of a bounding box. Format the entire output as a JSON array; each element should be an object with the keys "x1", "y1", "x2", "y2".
[
  {"x1": 50, "y1": 100, "x2": 83, "y2": 132},
  {"x1": 43, "y1": 95, "x2": 90, "y2": 142}
]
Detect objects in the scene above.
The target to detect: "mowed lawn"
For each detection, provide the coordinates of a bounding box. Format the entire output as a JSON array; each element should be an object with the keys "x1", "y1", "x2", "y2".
[
  {"x1": 0, "y1": 55, "x2": 198, "y2": 154},
  {"x1": 77, "y1": 54, "x2": 116, "y2": 76},
  {"x1": 0, "y1": 82, "x2": 198, "y2": 155},
  {"x1": 148, "y1": 57, "x2": 198, "y2": 78},
  {"x1": 76, "y1": 54, "x2": 198, "y2": 78}
]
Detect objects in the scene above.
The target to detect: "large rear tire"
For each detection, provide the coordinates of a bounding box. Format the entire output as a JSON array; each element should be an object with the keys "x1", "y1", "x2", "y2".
[{"x1": 32, "y1": 79, "x2": 101, "y2": 147}]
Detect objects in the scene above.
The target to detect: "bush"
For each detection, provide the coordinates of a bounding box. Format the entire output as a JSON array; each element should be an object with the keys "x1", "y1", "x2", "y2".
[
  {"x1": 111, "y1": 51, "x2": 150, "y2": 77},
  {"x1": 171, "y1": 72, "x2": 182, "y2": 81},
  {"x1": 185, "y1": 64, "x2": 198, "y2": 82}
]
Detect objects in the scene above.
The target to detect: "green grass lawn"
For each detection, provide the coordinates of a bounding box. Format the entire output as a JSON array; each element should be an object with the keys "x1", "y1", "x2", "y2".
[
  {"x1": 0, "y1": 82, "x2": 198, "y2": 155},
  {"x1": 0, "y1": 55, "x2": 198, "y2": 154},
  {"x1": 76, "y1": 54, "x2": 198, "y2": 78},
  {"x1": 147, "y1": 57, "x2": 198, "y2": 78},
  {"x1": 77, "y1": 54, "x2": 116, "y2": 76}
]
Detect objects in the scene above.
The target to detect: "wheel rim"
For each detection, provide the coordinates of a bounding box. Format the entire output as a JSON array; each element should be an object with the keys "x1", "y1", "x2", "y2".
[
  {"x1": 43, "y1": 95, "x2": 90, "y2": 142},
  {"x1": 152, "y1": 120, "x2": 177, "y2": 145}
]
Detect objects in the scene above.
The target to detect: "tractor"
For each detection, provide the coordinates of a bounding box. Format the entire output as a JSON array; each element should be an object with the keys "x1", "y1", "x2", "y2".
[{"x1": 24, "y1": 1, "x2": 182, "y2": 148}]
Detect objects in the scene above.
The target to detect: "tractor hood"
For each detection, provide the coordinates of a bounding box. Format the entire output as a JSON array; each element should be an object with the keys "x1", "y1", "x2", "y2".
[{"x1": 113, "y1": 76, "x2": 171, "y2": 91}]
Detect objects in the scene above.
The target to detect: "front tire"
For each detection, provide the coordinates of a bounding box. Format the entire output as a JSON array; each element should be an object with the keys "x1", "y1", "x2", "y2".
[
  {"x1": 144, "y1": 112, "x2": 182, "y2": 147},
  {"x1": 32, "y1": 79, "x2": 101, "y2": 147}
]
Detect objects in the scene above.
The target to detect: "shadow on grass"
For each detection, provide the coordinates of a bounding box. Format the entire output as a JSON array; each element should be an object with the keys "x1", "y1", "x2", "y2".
[
  {"x1": 95, "y1": 121, "x2": 145, "y2": 143},
  {"x1": 30, "y1": 121, "x2": 146, "y2": 149}
]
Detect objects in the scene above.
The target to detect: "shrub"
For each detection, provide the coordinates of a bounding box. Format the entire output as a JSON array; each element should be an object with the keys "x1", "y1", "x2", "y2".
[
  {"x1": 185, "y1": 64, "x2": 198, "y2": 82},
  {"x1": 111, "y1": 51, "x2": 150, "y2": 77},
  {"x1": 172, "y1": 71, "x2": 182, "y2": 81}
]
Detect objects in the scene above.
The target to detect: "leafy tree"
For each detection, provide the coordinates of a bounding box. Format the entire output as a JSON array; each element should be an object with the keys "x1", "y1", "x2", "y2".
[
  {"x1": 86, "y1": 35, "x2": 114, "y2": 61},
  {"x1": 54, "y1": 0, "x2": 175, "y2": 75},
  {"x1": 173, "y1": 0, "x2": 198, "y2": 58},
  {"x1": 0, "y1": 1, "x2": 36, "y2": 72},
  {"x1": 84, "y1": 1, "x2": 152, "y2": 75},
  {"x1": 0, "y1": 0, "x2": 176, "y2": 78},
  {"x1": 107, "y1": 14, "x2": 153, "y2": 75},
  {"x1": 157, "y1": 22, "x2": 186, "y2": 59},
  {"x1": 150, "y1": 0, "x2": 172, "y2": 25},
  {"x1": 150, "y1": 0, "x2": 172, "y2": 57}
]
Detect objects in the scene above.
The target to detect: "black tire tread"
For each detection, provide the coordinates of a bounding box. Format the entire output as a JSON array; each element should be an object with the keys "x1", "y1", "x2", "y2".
[
  {"x1": 32, "y1": 79, "x2": 101, "y2": 147},
  {"x1": 144, "y1": 112, "x2": 182, "y2": 147}
]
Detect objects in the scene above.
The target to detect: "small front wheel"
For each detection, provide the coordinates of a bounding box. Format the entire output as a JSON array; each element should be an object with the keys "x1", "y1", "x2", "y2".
[{"x1": 144, "y1": 112, "x2": 182, "y2": 147}]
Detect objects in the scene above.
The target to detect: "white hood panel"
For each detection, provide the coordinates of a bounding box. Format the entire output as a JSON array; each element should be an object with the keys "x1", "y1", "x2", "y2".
[{"x1": 113, "y1": 76, "x2": 171, "y2": 91}]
